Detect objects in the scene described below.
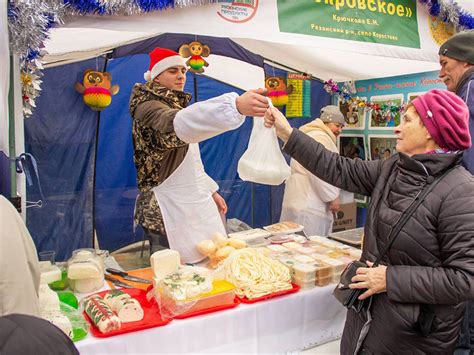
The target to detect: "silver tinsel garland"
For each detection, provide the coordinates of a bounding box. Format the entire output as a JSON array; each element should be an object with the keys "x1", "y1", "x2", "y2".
[{"x1": 8, "y1": 0, "x2": 67, "y2": 116}]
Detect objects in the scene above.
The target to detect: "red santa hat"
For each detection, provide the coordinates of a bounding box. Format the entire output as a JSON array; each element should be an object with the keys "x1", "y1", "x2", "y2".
[{"x1": 143, "y1": 47, "x2": 187, "y2": 82}]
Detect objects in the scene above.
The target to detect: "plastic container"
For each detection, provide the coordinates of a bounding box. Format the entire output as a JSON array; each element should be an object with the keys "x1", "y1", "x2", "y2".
[
  {"x1": 328, "y1": 227, "x2": 364, "y2": 247},
  {"x1": 267, "y1": 235, "x2": 295, "y2": 244},
  {"x1": 321, "y1": 258, "x2": 346, "y2": 276},
  {"x1": 295, "y1": 246, "x2": 315, "y2": 255},
  {"x1": 228, "y1": 228, "x2": 271, "y2": 242},
  {"x1": 160, "y1": 280, "x2": 236, "y2": 316},
  {"x1": 314, "y1": 262, "x2": 333, "y2": 279},
  {"x1": 349, "y1": 249, "x2": 362, "y2": 260},
  {"x1": 293, "y1": 263, "x2": 316, "y2": 281},
  {"x1": 39, "y1": 262, "x2": 62, "y2": 284},
  {"x1": 293, "y1": 276, "x2": 316, "y2": 291},
  {"x1": 264, "y1": 221, "x2": 304, "y2": 235},
  {"x1": 69, "y1": 277, "x2": 104, "y2": 293},
  {"x1": 246, "y1": 238, "x2": 271, "y2": 248},
  {"x1": 67, "y1": 248, "x2": 104, "y2": 293},
  {"x1": 276, "y1": 257, "x2": 297, "y2": 277},
  {"x1": 315, "y1": 275, "x2": 333, "y2": 287},
  {"x1": 293, "y1": 254, "x2": 315, "y2": 264},
  {"x1": 266, "y1": 244, "x2": 287, "y2": 253},
  {"x1": 252, "y1": 246, "x2": 273, "y2": 257},
  {"x1": 39, "y1": 250, "x2": 56, "y2": 264},
  {"x1": 281, "y1": 242, "x2": 302, "y2": 250}
]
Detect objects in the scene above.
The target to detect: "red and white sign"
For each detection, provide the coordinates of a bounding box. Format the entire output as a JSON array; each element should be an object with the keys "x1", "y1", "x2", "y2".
[{"x1": 217, "y1": 0, "x2": 259, "y2": 23}]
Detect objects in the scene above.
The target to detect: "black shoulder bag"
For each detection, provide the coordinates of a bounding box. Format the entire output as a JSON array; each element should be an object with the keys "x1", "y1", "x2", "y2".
[{"x1": 333, "y1": 166, "x2": 457, "y2": 313}]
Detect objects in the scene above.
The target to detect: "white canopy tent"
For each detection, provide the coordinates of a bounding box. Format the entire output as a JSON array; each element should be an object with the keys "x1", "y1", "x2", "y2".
[
  {"x1": 2, "y1": 0, "x2": 474, "y2": 166},
  {"x1": 42, "y1": 0, "x2": 473, "y2": 81}
]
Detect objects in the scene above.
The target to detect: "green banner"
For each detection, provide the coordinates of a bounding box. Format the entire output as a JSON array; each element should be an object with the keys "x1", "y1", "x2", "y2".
[{"x1": 277, "y1": 0, "x2": 420, "y2": 48}]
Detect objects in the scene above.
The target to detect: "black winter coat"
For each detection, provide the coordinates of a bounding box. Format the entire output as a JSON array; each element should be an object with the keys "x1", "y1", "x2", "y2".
[{"x1": 284, "y1": 129, "x2": 474, "y2": 354}]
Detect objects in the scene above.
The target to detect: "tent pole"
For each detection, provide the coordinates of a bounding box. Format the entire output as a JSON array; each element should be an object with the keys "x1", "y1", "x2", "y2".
[
  {"x1": 91, "y1": 55, "x2": 109, "y2": 249},
  {"x1": 250, "y1": 182, "x2": 254, "y2": 227},
  {"x1": 263, "y1": 58, "x2": 324, "y2": 83},
  {"x1": 8, "y1": 55, "x2": 16, "y2": 199},
  {"x1": 193, "y1": 73, "x2": 198, "y2": 102}
]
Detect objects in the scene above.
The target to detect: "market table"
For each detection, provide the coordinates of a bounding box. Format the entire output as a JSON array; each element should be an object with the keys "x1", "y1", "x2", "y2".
[{"x1": 76, "y1": 283, "x2": 346, "y2": 354}]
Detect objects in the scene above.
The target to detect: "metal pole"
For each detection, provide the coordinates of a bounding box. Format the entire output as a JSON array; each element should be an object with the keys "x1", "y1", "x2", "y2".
[
  {"x1": 8, "y1": 55, "x2": 16, "y2": 198},
  {"x1": 193, "y1": 73, "x2": 198, "y2": 102},
  {"x1": 92, "y1": 55, "x2": 109, "y2": 248}
]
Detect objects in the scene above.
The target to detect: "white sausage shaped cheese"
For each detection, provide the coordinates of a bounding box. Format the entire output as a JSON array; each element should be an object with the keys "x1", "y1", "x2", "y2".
[
  {"x1": 83, "y1": 294, "x2": 121, "y2": 333},
  {"x1": 104, "y1": 290, "x2": 144, "y2": 323}
]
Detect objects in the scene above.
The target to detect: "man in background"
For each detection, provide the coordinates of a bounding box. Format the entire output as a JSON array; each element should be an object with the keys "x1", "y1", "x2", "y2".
[
  {"x1": 280, "y1": 105, "x2": 345, "y2": 236},
  {"x1": 439, "y1": 29, "x2": 474, "y2": 355},
  {"x1": 439, "y1": 30, "x2": 474, "y2": 172}
]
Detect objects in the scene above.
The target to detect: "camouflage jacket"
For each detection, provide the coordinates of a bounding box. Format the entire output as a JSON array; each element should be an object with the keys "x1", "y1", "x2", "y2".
[{"x1": 129, "y1": 81, "x2": 192, "y2": 233}]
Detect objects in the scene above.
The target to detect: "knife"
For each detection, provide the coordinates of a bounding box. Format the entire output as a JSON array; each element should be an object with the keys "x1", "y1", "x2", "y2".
[
  {"x1": 106, "y1": 268, "x2": 152, "y2": 284},
  {"x1": 105, "y1": 274, "x2": 134, "y2": 289}
]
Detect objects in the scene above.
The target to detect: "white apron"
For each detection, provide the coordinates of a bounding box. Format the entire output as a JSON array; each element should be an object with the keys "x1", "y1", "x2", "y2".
[{"x1": 152, "y1": 144, "x2": 226, "y2": 263}]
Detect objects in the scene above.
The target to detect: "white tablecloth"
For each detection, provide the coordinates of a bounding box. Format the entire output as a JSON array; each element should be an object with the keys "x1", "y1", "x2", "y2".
[{"x1": 76, "y1": 284, "x2": 346, "y2": 354}]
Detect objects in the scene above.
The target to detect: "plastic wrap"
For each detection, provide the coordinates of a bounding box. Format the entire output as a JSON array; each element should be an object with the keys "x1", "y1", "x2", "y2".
[
  {"x1": 148, "y1": 266, "x2": 213, "y2": 319},
  {"x1": 60, "y1": 302, "x2": 89, "y2": 342},
  {"x1": 67, "y1": 248, "x2": 104, "y2": 293}
]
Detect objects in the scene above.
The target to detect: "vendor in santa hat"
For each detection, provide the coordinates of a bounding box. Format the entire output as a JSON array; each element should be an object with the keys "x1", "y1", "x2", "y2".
[{"x1": 130, "y1": 47, "x2": 268, "y2": 263}]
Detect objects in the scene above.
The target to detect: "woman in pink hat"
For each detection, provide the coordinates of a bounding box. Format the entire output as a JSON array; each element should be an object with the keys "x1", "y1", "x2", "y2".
[
  {"x1": 264, "y1": 89, "x2": 474, "y2": 354},
  {"x1": 130, "y1": 47, "x2": 268, "y2": 263}
]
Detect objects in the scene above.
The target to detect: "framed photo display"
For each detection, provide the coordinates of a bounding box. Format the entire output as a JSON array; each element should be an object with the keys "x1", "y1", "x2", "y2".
[
  {"x1": 338, "y1": 97, "x2": 366, "y2": 130},
  {"x1": 368, "y1": 134, "x2": 397, "y2": 161},
  {"x1": 338, "y1": 134, "x2": 368, "y2": 204},
  {"x1": 338, "y1": 134, "x2": 367, "y2": 161},
  {"x1": 407, "y1": 91, "x2": 426, "y2": 103},
  {"x1": 369, "y1": 94, "x2": 404, "y2": 130}
]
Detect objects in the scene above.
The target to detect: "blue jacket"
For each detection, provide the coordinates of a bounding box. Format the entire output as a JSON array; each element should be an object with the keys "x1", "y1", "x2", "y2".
[{"x1": 457, "y1": 68, "x2": 474, "y2": 174}]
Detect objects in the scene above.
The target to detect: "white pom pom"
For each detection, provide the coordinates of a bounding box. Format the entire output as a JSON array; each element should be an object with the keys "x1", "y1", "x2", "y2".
[{"x1": 144, "y1": 71, "x2": 151, "y2": 81}]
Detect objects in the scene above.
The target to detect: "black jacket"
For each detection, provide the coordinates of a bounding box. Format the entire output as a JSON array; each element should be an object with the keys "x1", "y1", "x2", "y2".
[
  {"x1": 0, "y1": 314, "x2": 78, "y2": 355},
  {"x1": 284, "y1": 129, "x2": 474, "y2": 354}
]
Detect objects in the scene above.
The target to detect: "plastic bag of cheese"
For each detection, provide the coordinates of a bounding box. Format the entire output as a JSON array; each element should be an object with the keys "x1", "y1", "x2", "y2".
[
  {"x1": 147, "y1": 265, "x2": 213, "y2": 319},
  {"x1": 237, "y1": 101, "x2": 290, "y2": 185}
]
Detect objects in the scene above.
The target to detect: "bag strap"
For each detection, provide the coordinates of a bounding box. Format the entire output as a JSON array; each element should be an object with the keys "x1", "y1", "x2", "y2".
[{"x1": 373, "y1": 165, "x2": 458, "y2": 267}]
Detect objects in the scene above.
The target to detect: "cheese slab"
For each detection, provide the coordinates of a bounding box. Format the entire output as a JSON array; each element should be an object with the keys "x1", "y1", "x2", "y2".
[{"x1": 150, "y1": 249, "x2": 181, "y2": 280}]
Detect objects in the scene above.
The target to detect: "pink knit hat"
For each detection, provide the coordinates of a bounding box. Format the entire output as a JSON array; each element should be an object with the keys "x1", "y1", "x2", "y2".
[{"x1": 412, "y1": 89, "x2": 471, "y2": 151}]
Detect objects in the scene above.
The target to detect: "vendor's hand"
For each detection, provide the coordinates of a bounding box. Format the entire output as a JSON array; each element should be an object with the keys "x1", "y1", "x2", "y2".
[
  {"x1": 236, "y1": 88, "x2": 269, "y2": 117},
  {"x1": 264, "y1": 107, "x2": 292, "y2": 143},
  {"x1": 350, "y1": 261, "x2": 387, "y2": 300},
  {"x1": 212, "y1": 192, "x2": 228, "y2": 215},
  {"x1": 329, "y1": 198, "x2": 340, "y2": 214}
]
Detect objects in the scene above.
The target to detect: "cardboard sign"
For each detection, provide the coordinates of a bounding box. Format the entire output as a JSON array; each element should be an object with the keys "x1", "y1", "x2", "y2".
[{"x1": 332, "y1": 202, "x2": 357, "y2": 232}]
